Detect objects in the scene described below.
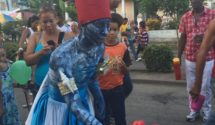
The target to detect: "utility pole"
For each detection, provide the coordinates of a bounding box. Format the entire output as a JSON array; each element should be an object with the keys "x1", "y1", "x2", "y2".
[
  {"x1": 64, "y1": 1, "x2": 69, "y2": 20},
  {"x1": 121, "y1": 0, "x2": 126, "y2": 17},
  {"x1": 211, "y1": 0, "x2": 215, "y2": 9},
  {"x1": 5, "y1": 0, "x2": 10, "y2": 11}
]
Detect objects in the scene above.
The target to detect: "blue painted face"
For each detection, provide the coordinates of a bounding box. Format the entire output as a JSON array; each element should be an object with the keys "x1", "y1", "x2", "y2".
[{"x1": 83, "y1": 19, "x2": 110, "y2": 44}]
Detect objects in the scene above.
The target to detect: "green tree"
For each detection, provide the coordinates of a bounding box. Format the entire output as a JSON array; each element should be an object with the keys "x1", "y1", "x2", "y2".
[
  {"x1": 2, "y1": 21, "x2": 24, "y2": 41},
  {"x1": 18, "y1": 0, "x2": 29, "y2": 6},
  {"x1": 161, "y1": 0, "x2": 189, "y2": 20},
  {"x1": 137, "y1": 0, "x2": 189, "y2": 19},
  {"x1": 18, "y1": 0, "x2": 41, "y2": 13},
  {"x1": 65, "y1": 2, "x2": 77, "y2": 21},
  {"x1": 19, "y1": 0, "x2": 78, "y2": 20},
  {"x1": 18, "y1": 0, "x2": 66, "y2": 15},
  {"x1": 161, "y1": 0, "x2": 189, "y2": 29},
  {"x1": 135, "y1": 0, "x2": 160, "y2": 18}
]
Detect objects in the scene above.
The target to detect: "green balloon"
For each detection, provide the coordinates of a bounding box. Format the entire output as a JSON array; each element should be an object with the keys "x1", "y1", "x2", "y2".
[{"x1": 9, "y1": 60, "x2": 32, "y2": 85}]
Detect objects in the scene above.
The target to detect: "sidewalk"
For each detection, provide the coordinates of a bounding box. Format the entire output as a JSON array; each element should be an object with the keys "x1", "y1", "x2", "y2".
[{"x1": 129, "y1": 61, "x2": 186, "y2": 86}]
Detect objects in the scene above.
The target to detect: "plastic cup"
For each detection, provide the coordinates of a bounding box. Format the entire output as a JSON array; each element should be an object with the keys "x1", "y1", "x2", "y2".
[{"x1": 173, "y1": 58, "x2": 181, "y2": 80}]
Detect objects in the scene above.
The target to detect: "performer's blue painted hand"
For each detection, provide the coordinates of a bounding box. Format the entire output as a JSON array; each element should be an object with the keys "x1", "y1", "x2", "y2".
[{"x1": 88, "y1": 79, "x2": 105, "y2": 122}]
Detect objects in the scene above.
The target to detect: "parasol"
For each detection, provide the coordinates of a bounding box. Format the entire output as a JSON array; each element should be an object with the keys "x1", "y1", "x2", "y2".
[{"x1": 0, "y1": 13, "x2": 15, "y2": 23}]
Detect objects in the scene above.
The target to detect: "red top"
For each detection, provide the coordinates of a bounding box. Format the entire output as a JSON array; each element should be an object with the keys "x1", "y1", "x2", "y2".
[
  {"x1": 75, "y1": 0, "x2": 111, "y2": 25},
  {"x1": 179, "y1": 8, "x2": 215, "y2": 62}
]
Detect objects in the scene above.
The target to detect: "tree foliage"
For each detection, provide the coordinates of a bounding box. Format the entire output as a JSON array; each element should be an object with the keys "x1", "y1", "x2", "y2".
[
  {"x1": 136, "y1": 0, "x2": 189, "y2": 19},
  {"x1": 161, "y1": 0, "x2": 190, "y2": 19},
  {"x1": 135, "y1": 0, "x2": 160, "y2": 17},
  {"x1": 2, "y1": 21, "x2": 23, "y2": 40},
  {"x1": 65, "y1": 2, "x2": 77, "y2": 21},
  {"x1": 18, "y1": 0, "x2": 66, "y2": 15},
  {"x1": 19, "y1": 0, "x2": 77, "y2": 20}
]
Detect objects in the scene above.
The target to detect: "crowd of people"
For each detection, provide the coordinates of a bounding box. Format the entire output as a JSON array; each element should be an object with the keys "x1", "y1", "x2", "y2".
[
  {"x1": 1, "y1": 0, "x2": 215, "y2": 125},
  {"x1": 0, "y1": 0, "x2": 138, "y2": 125},
  {"x1": 0, "y1": 4, "x2": 89, "y2": 125}
]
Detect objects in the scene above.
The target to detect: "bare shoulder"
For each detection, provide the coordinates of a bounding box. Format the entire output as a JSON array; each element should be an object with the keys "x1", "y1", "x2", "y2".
[
  {"x1": 30, "y1": 32, "x2": 42, "y2": 43},
  {"x1": 33, "y1": 32, "x2": 41, "y2": 38}
]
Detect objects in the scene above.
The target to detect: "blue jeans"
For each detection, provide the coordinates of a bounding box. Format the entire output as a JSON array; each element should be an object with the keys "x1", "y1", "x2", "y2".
[
  {"x1": 204, "y1": 112, "x2": 215, "y2": 125},
  {"x1": 128, "y1": 38, "x2": 137, "y2": 60},
  {"x1": 136, "y1": 44, "x2": 145, "y2": 58}
]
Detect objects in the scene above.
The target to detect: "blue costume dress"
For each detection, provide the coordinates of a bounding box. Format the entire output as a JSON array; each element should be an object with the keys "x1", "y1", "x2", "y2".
[
  {"x1": 0, "y1": 64, "x2": 21, "y2": 125},
  {"x1": 26, "y1": 19, "x2": 109, "y2": 125}
]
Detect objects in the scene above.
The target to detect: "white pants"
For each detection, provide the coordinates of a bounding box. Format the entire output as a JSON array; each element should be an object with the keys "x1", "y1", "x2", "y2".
[{"x1": 185, "y1": 59, "x2": 214, "y2": 116}]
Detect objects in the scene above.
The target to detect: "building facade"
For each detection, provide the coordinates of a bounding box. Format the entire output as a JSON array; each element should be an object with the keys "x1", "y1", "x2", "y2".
[
  {"x1": 0, "y1": 0, "x2": 20, "y2": 14},
  {"x1": 211, "y1": 0, "x2": 215, "y2": 9},
  {"x1": 115, "y1": 0, "x2": 135, "y2": 21}
]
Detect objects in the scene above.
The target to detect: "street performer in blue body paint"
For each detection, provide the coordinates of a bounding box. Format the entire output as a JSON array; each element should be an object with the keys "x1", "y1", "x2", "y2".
[{"x1": 25, "y1": 0, "x2": 110, "y2": 125}]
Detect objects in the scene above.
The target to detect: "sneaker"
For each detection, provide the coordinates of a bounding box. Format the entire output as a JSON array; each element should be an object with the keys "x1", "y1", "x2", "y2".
[
  {"x1": 203, "y1": 112, "x2": 209, "y2": 122},
  {"x1": 136, "y1": 58, "x2": 142, "y2": 61},
  {"x1": 110, "y1": 117, "x2": 115, "y2": 125},
  {"x1": 22, "y1": 102, "x2": 33, "y2": 108},
  {"x1": 186, "y1": 111, "x2": 200, "y2": 122},
  {"x1": 29, "y1": 92, "x2": 33, "y2": 96},
  {"x1": 203, "y1": 117, "x2": 208, "y2": 122}
]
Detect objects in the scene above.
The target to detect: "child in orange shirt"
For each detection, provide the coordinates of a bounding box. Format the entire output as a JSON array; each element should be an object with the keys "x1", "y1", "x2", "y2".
[{"x1": 98, "y1": 15, "x2": 130, "y2": 125}]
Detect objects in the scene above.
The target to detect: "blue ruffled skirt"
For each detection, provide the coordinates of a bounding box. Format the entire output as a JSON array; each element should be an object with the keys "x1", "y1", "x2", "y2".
[{"x1": 25, "y1": 76, "x2": 94, "y2": 125}]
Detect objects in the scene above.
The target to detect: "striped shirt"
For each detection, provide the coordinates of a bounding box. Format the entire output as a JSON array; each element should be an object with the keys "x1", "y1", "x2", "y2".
[{"x1": 136, "y1": 30, "x2": 149, "y2": 45}]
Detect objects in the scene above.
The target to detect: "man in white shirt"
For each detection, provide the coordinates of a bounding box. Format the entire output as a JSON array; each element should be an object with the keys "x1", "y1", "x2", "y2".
[{"x1": 57, "y1": 14, "x2": 72, "y2": 33}]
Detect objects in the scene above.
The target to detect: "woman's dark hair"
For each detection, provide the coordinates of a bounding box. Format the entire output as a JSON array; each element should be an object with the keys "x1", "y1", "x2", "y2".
[
  {"x1": 27, "y1": 15, "x2": 39, "y2": 27},
  {"x1": 38, "y1": 6, "x2": 57, "y2": 18},
  {"x1": 111, "y1": 13, "x2": 123, "y2": 28}
]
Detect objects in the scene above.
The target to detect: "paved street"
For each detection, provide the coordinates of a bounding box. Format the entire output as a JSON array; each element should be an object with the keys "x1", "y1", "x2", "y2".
[
  {"x1": 125, "y1": 83, "x2": 208, "y2": 125},
  {"x1": 14, "y1": 88, "x2": 29, "y2": 125},
  {"x1": 14, "y1": 83, "x2": 214, "y2": 125}
]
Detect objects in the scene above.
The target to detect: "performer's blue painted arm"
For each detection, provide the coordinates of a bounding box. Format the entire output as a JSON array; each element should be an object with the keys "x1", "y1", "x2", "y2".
[
  {"x1": 48, "y1": 69, "x2": 102, "y2": 125},
  {"x1": 64, "y1": 90, "x2": 102, "y2": 125},
  {"x1": 88, "y1": 78, "x2": 105, "y2": 122}
]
